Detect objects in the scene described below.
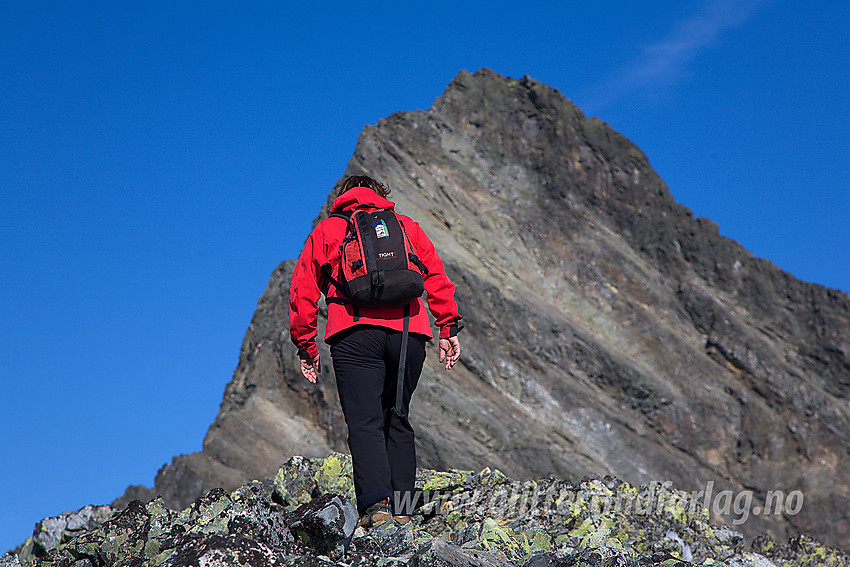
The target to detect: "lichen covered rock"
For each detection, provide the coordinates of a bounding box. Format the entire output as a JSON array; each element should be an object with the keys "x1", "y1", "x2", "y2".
[
  {"x1": 11, "y1": 504, "x2": 115, "y2": 564},
  {"x1": 286, "y1": 493, "x2": 358, "y2": 557},
  {"x1": 7, "y1": 454, "x2": 849, "y2": 566},
  {"x1": 273, "y1": 452, "x2": 355, "y2": 509},
  {"x1": 159, "y1": 533, "x2": 281, "y2": 567}
]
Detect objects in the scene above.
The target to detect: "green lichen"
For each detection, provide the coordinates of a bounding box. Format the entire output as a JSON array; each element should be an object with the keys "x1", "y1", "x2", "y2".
[
  {"x1": 443, "y1": 508, "x2": 468, "y2": 533},
  {"x1": 273, "y1": 455, "x2": 317, "y2": 508},
  {"x1": 420, "y1": 469, "x2": 473, "y2": 492},
  {"x1": 478, "y1": 467, "x2": 510, "y2": 486},
  {"x1": 463, "y1": 518, "x2": 529, "y2": 562},
  {"x1": 15, "y1": 538, "x2": 34, "y2": 565},
  {"x1": 143, "y1": 538, "x2": 162, "y2": 559},
  {"x1": 527, "y1": 529, "x2": 552, "y2": 554},
  {"x1": 146, "y1": 498, "x2": 182, "y2": 540},
  {"x1": 312, "y1": 452, "x2": 355, "y2": 501},
  {"x1": 97, "y1": 528, "x2": 143, "y2": 564},
  {"x1": 186, "y1": 490, "x2": 232, "y2": 536},
  {"x1": 555, "y1": 119, "x2": 566, "y2": 137},
  {"x1": 752, "y1": 534, "x2": 850, "y2": 566},
  {"x1": 569, "y1": 517, "x2": 624, "y2": 550},
  {"x1": 150, "y1": 546, "x2": 176, "y2": 567}
]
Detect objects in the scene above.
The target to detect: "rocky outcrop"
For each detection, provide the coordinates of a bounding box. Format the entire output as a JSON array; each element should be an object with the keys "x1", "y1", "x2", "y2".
[
  {"x1": 7, "y1": 454, "x2": 849, "y2": 566},
  {"x1": 118, "y1": 69, "x2": 850, "y2": 549}
]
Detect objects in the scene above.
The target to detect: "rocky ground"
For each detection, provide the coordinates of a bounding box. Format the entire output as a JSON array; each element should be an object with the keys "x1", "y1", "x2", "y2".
[{"x1": 6, "y1": 454, "x2": 848, "y2": 567}]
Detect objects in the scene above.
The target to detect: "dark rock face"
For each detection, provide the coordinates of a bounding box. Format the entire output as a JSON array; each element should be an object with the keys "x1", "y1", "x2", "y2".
[
  {"x1": 123, "y1": 69, "x2": 849, "y2": 549},
  {"x1": 8, "y1": 454, "x2": 850, "y2": 566}
]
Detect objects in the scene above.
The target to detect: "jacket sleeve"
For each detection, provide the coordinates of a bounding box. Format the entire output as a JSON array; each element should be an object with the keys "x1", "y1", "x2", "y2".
[
  {"x1": 289, "y1": 226, "x2": 324, "y2": 359},
  {"x1": 410, "y1": 220, "x2": 462, "y2": 338}
]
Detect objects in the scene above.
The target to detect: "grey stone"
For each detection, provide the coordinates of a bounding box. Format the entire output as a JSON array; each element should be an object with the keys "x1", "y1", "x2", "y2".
[
  {"x1": 287, "y1": 493, "x2": 358, "y2": 557},
  {"x1": 725, "y1": 554, "x2": 779, "y2": 567},
  {"x1": 411, "y1": 537, "x2": 511, "y2": 567},
  {"x1": 27, "y1": 504, "x2": 115, "y2": 557},
  {"x1": 352, "y1": 519, "x2": 429, "y2": 560},
  {"x1": 160, "y1": 533, "x2": 282, "y2": 567},
  {"x1": 229, "y1": 481, "x2": 295, "y2": 551}
]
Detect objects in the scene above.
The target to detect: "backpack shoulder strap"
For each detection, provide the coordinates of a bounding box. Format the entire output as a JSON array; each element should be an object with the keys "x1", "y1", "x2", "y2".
[
  {"x1": 320, "y1": 212, "x2": 353, "y2": 294},
  {"x1": 396, "y1": 217, "x2": 429, "y2": 275}
]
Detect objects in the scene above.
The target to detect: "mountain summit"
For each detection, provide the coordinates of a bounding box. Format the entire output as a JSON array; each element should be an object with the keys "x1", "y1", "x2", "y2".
[{"x1": 122, "y1": 68, "x2": 850, "y2": 550}]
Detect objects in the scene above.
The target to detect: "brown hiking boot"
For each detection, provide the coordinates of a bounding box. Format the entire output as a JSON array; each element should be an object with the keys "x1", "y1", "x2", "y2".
[{"x1": 358, "y1": 498, "x2": 392, "y2": 529}]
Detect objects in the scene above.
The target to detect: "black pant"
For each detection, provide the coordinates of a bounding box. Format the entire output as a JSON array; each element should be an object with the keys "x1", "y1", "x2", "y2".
[{"x1": 329, "y1": 325, "x2": 426, "y2": 515}]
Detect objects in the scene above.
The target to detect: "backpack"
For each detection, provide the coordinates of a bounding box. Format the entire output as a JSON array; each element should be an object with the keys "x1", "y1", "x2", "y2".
[
  {"x1": 320, "y1": 206, "x2": 429, "y2": 420},
  {"x1": 321, "y1": 206, "x2": 429, "y2": 308}
]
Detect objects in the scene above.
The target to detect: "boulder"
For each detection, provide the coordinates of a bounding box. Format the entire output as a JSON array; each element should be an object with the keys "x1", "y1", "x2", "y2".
[{"x1": 286, "y1": 493, "x2": 358, "y2": 557}]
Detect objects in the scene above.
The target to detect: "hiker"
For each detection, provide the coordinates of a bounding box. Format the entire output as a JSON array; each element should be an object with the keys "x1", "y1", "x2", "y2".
[{"x1": 289, "y1": 174, "x2": 462, "y2": 528}]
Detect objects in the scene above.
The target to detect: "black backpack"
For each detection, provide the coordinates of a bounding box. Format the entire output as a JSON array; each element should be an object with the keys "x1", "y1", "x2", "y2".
[{"x1": 322, "y1": 206, "x2": 428, "y2": 308}]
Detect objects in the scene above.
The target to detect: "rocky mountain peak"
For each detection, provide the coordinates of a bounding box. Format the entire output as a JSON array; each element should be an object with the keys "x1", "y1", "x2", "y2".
[{"x1": 110, "y1": 68, "x2": 850, "y2": 551}]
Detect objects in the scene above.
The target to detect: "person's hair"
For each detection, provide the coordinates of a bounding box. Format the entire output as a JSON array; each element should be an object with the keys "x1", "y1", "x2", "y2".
[{"x1": 337, "y1": 175, "x2": 391, "y2": 199}]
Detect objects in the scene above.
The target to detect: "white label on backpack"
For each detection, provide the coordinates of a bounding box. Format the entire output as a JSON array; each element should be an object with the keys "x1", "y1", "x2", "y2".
[{"x1": 374, "y1": 220, "x2": 389, "y2": 239}]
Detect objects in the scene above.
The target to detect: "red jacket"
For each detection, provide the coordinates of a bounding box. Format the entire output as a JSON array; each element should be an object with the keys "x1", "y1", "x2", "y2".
[{"x1": 289, "y1": 187, "x2": 462, "y2": 359}]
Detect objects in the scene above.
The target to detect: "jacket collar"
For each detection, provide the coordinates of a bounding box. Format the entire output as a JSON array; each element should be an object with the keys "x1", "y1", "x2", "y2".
[{"x1": 330, "y1": 187, "x2": 395, "y2": 213}]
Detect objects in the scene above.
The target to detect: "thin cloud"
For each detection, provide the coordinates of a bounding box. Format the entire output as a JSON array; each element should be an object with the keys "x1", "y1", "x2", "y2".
[{"x1": 582, "y1": 0, "x2": 766, "y2": 113}]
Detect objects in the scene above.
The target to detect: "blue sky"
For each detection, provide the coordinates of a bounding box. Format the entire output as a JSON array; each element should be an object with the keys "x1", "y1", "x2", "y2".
[{"x1": 1, "y1": 0, "x2": 848, "y2": 552}]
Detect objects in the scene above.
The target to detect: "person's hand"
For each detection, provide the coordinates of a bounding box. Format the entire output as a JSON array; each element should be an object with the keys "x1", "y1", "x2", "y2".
[
  {"x1": 439, "y1": 336, "x2": 461, "y2": 370},
  {"x1": 300, "y1": 355, "x2": 321, "y2": 383}
]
